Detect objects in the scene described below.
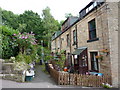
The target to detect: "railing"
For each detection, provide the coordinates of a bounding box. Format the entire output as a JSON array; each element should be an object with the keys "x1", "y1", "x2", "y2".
[{"x1": 49, "y1": 66, "x2": 112, "y2": 87}]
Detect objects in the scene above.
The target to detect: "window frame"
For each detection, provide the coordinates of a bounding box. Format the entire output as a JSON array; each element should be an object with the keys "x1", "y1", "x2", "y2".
[
  {"x1": 67, "y1": 34, "x2": 70, "y2": 47},
  {"x1": 88, "y1": 19, "x2": 97, "y2": 40},
  {"x1": 73, "y1": 30, "x2": 77, "y2": 45},
  {"x1": 90, "y1": 52, "x2": 99, "y2": 72}
]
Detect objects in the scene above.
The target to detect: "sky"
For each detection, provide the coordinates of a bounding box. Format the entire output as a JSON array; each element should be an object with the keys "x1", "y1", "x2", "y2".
[{"x1": 0, "y1": 0, "x2": 92, "y2": 21}]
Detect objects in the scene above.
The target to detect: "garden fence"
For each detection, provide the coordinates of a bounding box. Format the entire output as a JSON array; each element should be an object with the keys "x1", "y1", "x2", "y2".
[{"x1": 49, "y1": 66, "x2": 112, "y2": 87}]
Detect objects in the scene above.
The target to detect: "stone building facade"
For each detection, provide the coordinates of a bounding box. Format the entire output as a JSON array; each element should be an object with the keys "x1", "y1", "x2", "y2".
[{"x1": 51, "y1": 0, "x2": 119, "y2": 87}]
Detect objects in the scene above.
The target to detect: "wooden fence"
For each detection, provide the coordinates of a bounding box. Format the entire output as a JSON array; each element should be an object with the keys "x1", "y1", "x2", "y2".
[{"x1": 49, "y1": 66, "x2": 112, "y2": 87}]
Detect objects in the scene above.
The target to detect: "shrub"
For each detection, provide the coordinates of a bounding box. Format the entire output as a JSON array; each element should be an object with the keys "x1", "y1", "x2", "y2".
[
  {"x1": 14, "y1": 61, "x2": 29, "y2": 71},
  {"x1": 16, "y1": 53, "x2": 32, "y2": 64},
  {"x1": 13, "y1": 32, "x2": 37, "y2": 54},
  {"x1": 1, "y1": 25, "x2": 19, "y2": 59}
]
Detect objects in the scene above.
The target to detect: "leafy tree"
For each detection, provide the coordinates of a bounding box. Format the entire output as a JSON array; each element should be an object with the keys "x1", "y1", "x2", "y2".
[
  {"x1": 42, "y1": 7, "x2": 60, "y2": 48},
  {"x1": 65, "y1": 13, "x2": 73, "y2": 18},
  {"x1": 1, "y1": 25, "x2": 19, "y2": 59},
  {"x1": 2, "y1": 9, "x2": 19, "y2": 29},
  {"x1": 18, "y1": 10, "x2": 44, "y2": 42}
]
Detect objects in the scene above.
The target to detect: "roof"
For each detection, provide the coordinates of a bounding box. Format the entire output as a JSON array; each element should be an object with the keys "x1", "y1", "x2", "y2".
[
  {"x1": 62, "y1": 16, "x2": 78, "y2": 26},
  {"x1": 72, "y1": 47, "x2": 87, "y2": 55}
]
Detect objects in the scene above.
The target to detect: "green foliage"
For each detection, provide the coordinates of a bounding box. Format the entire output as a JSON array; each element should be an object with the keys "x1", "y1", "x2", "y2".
[
  {"x1": 13, "y1": 32, "x2": 37, "y2": 54},
  {"x1": 18, "y1": 10, "x2": 44, "y2": 42},
  {"x1": 30, "y1": 45, "x2": 40, "y2": 62},
  {"x1": 1, "y1": 7, "x2": 61, "y2": 64},
  {"x1": 16, "y1": 53, "x2": 32, "y2": 64},
  {"x1": 2, "y1": 9, "x2": 19, "y2": 29},
  {"x1": 15, "y1": 53, "x2": 25, "y2": 62},
  {"x1": 65, "y1": 13, "x2": 73, "y2": 18},
  {"x1": 14, "y1": 61, "x2": 29, "y2": 71},
  {"x1": 42, "y1": 7, "x2": 60, "y2": 48},
  {"x1": 102, "y1": 83, "x2": 112, "y2": 88},
  {"x1": 23, "y1": 55, "x2": 32, "y2": 64},
  {"x1": 2, "y1": 25, "x2": 19, "y2": 36},
  {"x1": 55, "y1": 50, "x2": 66, "y2": 70},
  {"x1": 1, "y1": 25, "x2": 19, "y2": 59},
  {"x1": 0, "y1": 33, "x2": 2, "y2": 58}
]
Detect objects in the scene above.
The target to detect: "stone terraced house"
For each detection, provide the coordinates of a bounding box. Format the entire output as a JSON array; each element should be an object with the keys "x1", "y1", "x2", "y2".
[{"x1": 51, "y1": 0, "x2": 119, "y2": 88}]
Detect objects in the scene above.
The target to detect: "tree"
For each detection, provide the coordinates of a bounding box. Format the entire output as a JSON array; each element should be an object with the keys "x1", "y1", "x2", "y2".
[
  {"x1": 2, "y1": 9, "x2": 19, "y2": 29},
  {"x1": 18, "y1": 10, "x2": 44, "y2": 42},
  {"x1": 1, "y1": 25, "x2": 19, "y2": 59},
  {"x1": 65, "y1": 13, "x2": 73, "y2": 18},
  {"x1": 42, "y1": 7, "x2": 60, "y2": 48}
]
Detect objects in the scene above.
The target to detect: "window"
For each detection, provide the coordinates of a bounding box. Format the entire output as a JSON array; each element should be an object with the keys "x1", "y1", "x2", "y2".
[
  {"x1": 73, "y1": 30, "x2": 77, "y2": 45},
  {"x1": 79, "y1": 10, "x2": 86, "y2": 18},
  {"x1": 67, "y1": 53, "x2": 72, "y2": 66},
  {"x1": 93, "y1": 2, "x2": 97, "y2": 7},
  {"x1": 57, "y1": 38, "x2": 61, "y2": 49},
  {"x1": 88, "y1": 19, "x2": 97, "y2": 40},
  {"x1": 86, "y1": 8, "x2": 89, "y2": 13},
  {"x1": 67, "y1": 34, "x2": 70, "y2": 46},
  {"x1": 82, "y1": 55, "x2": 87, "y2": 66},
  {"x1": 90, "y1": 52, "x2": 99, "y2": 72},
  {"x1": 74, "y1": 55, "x2": 78, "y2": 64},
  {"x1": 89, "y1": 4, "x2": 94, "y2": 11}
]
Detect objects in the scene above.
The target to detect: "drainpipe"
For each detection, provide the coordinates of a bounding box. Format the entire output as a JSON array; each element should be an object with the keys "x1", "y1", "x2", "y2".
[
  {"x1": 69, "y1": 28, "x2": 72, "y2": 66},
  {"x1": 76, "y1": 25, "x2": 78, "y2": 49}
]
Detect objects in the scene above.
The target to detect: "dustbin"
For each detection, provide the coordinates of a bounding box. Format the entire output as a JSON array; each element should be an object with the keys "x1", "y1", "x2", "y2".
[{"x1": 25, "y1": 76, "x2": 33, "y2": 81}]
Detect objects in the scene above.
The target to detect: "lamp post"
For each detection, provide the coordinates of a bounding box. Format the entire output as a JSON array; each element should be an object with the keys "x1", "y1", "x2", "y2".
[{"x1": 40, "y1": 40, "x2": 44, "y2": 65}]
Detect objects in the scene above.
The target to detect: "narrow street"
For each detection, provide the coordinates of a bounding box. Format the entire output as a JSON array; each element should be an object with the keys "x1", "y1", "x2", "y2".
[
  {"x1": 31, "y1": 64, "x2": 56, "y2": 84},
  {"x1": 1, "y1": 64, "x2": 60, "y2": 88}
]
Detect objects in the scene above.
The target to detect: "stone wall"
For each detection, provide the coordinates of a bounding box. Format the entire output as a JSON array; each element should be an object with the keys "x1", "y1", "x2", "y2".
[
  {"x1": 2, "y1": 63, "x2": 25, "y2": 82},
  {"x1": 75, "y1": 3, "x2": 111, "y2": 74},
  {"x1": 107, "y1": 2, "x2": 119, "y2": 88},
  {"x1": 118, "y1": 1, "x2": 120, "y2": 88},
  {"x1": 2, "y1": 74, "x2": 25, "y2": 82}
]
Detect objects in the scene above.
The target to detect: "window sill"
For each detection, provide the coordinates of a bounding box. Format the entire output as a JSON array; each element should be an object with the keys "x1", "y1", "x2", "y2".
[{"x1": 87, "y1": 38, "x2": 99, "y2": 43}]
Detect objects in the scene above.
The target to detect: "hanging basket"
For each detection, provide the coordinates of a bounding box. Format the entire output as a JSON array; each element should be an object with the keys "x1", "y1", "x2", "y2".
[{"x1": 95, "y1": 55, "x2": 103, "y2": 60}]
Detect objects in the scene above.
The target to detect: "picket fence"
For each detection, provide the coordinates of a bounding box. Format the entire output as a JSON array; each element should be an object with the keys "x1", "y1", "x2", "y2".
[{"x1": 49, "y1": 67, "x2": 112, "y2": 87}]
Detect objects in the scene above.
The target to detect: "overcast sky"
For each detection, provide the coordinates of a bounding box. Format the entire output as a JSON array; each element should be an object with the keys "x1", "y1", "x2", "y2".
[{"x1": 0, "y1": 0, "x2": 92, "y2": 21}]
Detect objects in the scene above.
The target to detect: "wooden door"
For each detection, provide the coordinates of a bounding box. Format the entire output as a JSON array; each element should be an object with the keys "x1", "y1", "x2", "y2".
[
  {"x1": 78, "y1": 48, "x2": 88, "y2": 74},
  {"x1": 74, "y1": 55, "x2": 79, "y2": 73}
]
